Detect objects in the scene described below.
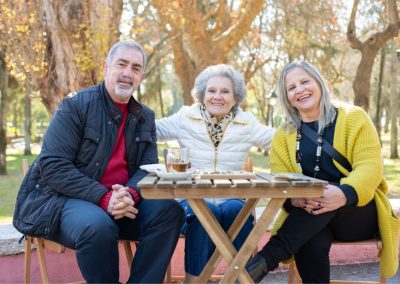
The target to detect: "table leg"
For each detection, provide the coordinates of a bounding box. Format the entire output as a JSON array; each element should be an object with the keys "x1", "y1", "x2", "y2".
[
  {"x1": 186, "y1": 199, "x2": 253, "y2": 283},
  {"x1": 222, "y1": 198, "x2": 286, "y2": 283},
  {"x1": 198, "y1": 198, "x2": 259, "y2": 283}
]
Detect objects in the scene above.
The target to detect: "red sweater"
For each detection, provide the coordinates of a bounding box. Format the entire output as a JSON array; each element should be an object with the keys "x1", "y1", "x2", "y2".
[{"x1": 98, "y1": 102, "x2": 140, "y2": 211}]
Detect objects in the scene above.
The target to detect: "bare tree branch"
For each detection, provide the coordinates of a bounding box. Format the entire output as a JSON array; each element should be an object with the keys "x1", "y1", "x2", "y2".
[
  {"x1": 347, "y1": 0, "x2": 363, "y2": 50},
  {"x1": 215, "y1": 0, "x2": 264, "y2": 51}
]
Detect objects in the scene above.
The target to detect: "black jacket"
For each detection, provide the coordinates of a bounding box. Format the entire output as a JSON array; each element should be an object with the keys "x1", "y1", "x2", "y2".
[{"x1": 13, "y1": 82, "x2": 158, "y2": 237}]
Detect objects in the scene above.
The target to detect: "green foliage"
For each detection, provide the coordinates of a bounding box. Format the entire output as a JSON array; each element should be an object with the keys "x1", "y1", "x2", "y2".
[
  {"x1": 72, "y1": 11, "x2": 112, "y2": 85},
  {"x1": 6, "y1": 87, "x2": 50, "y2": 140},
  {"x1": 0, "y1": 0, "x2": 47, "y2": 88}
]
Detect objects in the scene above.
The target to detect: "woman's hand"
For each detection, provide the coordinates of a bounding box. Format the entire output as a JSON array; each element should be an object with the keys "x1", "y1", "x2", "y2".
[
  {"x1": 303, "y1": 184, "x2": 347, "y2": 215},
  {"x1": 291, "y1": 198, "x2": 307, "y2": 208}
]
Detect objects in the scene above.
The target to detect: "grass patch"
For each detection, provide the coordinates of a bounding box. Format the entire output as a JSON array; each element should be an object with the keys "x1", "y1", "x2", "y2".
[
  {"x1": 380, "y1": 131, "x2": 400, "y2": 198},
  {"x1": 0, "y1": 154, "x2": 37, "y2": 223}
]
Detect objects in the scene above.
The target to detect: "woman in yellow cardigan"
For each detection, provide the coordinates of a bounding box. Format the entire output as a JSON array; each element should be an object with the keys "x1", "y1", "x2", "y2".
[{"x1": 246, "y1": 60, "x2": 400, "y2": 283}]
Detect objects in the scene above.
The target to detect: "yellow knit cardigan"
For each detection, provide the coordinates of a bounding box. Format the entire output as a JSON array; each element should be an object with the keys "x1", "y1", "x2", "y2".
[{"x1": 270, "y1": 104, "x2": 400, "y2": 277}]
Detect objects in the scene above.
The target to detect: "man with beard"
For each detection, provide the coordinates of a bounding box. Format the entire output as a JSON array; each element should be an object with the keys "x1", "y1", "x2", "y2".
[{"x1": 13, "y1": 41, "x2": 185, "y2": 283}]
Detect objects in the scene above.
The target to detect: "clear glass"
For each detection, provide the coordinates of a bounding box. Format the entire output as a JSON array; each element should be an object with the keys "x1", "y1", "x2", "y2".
[{"x1": 164, "y1": 148, "x2": 190, "y2": 172}]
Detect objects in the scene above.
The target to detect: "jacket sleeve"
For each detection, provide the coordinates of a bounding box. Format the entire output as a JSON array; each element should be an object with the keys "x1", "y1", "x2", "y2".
[
  {"x1": 39, "y1": 96, "x2": 108, "y2": 203},
  {"x1": 338, "y1": 108, "x2": 383, "y2": 206},
  {"x1": 156, "y1": 107, "x2": 185, "y2": 141},
  {"x1": 250, "y1": 118, "x2": 276, "y2": 151},
  {"x1": 270, "y1": 129, "x2": 298, "y2": 173}
]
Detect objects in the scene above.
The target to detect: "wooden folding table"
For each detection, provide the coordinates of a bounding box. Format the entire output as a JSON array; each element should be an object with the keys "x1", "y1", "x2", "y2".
[{"x1": 138, "y1": 173, "x2": 326, "y2": 283}]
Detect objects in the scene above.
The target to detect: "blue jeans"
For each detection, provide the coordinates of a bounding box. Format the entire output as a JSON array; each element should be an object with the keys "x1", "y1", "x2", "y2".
[
  {"x1": 49, "y1": 198, "x2": 185, "y2": 283},
  {"x1": 180, "y1": 199, "x2": 254, "y2": 276}
]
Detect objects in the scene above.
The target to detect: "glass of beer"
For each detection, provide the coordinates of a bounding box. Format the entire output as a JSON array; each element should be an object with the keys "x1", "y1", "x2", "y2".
[{"x1": 164, "y1": 148, "x2": 190, "y2": 172}]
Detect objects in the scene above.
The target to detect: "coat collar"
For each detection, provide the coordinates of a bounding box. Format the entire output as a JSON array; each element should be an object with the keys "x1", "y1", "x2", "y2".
[{"x1": 100, "y1": 81, "x2": 143, "y2": 121}]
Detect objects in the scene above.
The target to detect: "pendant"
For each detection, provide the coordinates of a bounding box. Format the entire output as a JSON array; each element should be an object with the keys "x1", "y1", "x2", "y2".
[{"x1": 316, "y1": 146, "x2": 322, "y2": 156}]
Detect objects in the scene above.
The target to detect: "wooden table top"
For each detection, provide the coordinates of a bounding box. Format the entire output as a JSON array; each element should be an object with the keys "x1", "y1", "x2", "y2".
[{"x1": 138, "y1": 172, "x2": 327, "y2": 199}]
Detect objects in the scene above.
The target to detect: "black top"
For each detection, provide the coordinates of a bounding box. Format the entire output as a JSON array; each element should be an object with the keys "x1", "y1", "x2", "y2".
[{"x1": 299, "y1": 120, "x2": 358, "y2": 206}]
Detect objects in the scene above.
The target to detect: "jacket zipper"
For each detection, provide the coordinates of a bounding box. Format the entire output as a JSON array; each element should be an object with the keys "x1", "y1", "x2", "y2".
[
  {"x1": 93, "y1": 118, "x2": 117, "y2": 179},
  {"x1": 203, "y1": 120, "x2": 231, "y2": 172}
]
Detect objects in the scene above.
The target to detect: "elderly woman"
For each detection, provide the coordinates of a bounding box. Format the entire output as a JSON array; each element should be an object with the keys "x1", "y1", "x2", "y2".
[
  {"x1": 156, "y1": 64, "x2": 275, "y2": 281},
  {"x1": 245, "y1": 60, "x2": 400, "y2": 283}
]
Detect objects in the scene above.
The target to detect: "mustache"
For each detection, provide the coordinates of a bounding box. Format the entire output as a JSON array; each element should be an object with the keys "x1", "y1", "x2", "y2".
[{"x1": 117, "y1": 76, "x2": 134, "y2": 85}]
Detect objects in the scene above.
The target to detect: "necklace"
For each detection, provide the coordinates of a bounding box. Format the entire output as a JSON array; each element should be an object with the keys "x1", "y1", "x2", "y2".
[{"x1": 296, "y1": 127, "x2": 324, "y2": 178}]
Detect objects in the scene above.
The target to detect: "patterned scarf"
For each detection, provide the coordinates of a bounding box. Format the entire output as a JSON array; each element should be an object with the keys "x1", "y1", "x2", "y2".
[{"x1": 200, "y1": 104, "x2": 236, "y2": 147}]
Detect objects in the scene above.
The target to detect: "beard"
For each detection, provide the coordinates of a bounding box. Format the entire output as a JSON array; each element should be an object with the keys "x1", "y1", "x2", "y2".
[
  {"x1": 115, "y1": 84, "x2": 134, "y2": 99},
  {"x1": 114, "y1": 76, "x2": 135, "y2": 99}
]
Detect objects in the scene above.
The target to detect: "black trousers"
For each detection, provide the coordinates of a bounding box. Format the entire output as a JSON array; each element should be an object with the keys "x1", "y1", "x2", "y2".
[{"x1": 259, "y1": 199, "x2": 378, "y2": 283}]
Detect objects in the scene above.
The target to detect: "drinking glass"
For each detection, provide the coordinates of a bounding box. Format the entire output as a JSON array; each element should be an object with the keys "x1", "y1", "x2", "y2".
[{"x1": 164, "y1": 148, "x2": 190, "y2": 172}]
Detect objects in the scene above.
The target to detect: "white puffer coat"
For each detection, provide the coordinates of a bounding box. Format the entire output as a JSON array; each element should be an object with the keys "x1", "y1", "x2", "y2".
[{"x1": 156, "y1": 104, "x2": 275, "y2": 171}]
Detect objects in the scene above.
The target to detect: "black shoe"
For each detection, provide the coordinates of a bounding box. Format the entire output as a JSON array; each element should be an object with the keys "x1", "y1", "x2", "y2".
[{"x1": 245, "y1": 254, "x2": 269, "y2": 283}]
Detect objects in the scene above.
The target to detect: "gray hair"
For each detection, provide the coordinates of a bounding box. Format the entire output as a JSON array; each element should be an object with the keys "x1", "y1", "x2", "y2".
[
  {"x1": 278, "y1": 60, "x2": 336, "y2": 133},
  {"x1": 106, "y1": 40, "x2": 147, "y2": 71},
  {"x1": 191, "y1": 64, "x2": 247, "y2": 106}
]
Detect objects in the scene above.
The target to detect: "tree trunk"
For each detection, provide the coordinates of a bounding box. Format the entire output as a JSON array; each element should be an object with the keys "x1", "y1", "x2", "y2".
[
  {"x1": 41, "y1": 0, "x2": 123, "y2": 114},
  {"x1": 352, "y1": 50, "x2": 378, "y2": 111},
  {"x1": 12, "y1": 102, "x2": 18, "y2": 137},
  {"x1": 167, "y1": 33, "x2": 220, "y2": 105},
  {"x1": 157, "y1": 58, "x2": 165, "y2": 117},
  {"x1": 0, "y1": 53, "x2": 8, "y2": 175},
  {"x1": 390, "y1": 40, "x2": 399, "y2": 158},
  {"x1": 347, "y1": 0, "x2": 399, "y2": 112},
  {"x1": 24, "y1": 82, "x2": 32, "y2": 156},
  {"x1": 136, "y1": 86, "x2": 142, "y2": 103},
  {"x1": 384, "y1": 106, "x2": 390, "y2": 134},
  {"x1": 151, "y1": 0, "x2": 264, "y2": 105},
  {"x1": 374, "y1": 46, "x2": 386, "y2": 142}
]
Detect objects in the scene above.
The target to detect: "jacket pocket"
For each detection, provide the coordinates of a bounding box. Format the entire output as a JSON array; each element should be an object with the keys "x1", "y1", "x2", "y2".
[
  {"x1": 135, "y1": 130, "x2": 152, "y2": 143},
  {"x1": 76, "y1": 127, "x2": 101, "y2": 164},
  {"x1": 14, "y1": 186, "x2": 64, "y2": 237},
  {"x1": 133, "y1": 130, "x2": 153, "y2": 166}
]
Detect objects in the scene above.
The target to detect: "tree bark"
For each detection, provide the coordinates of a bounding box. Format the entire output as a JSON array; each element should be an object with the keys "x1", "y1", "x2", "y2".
[
  {"x1": 384, "y1": 106, "x2": 390, "y2": 133},
  {"x1": 151, "y1": 0, "x2": 264, "y2": 105},
  {"x1": 0, "y1": 52, "x2": 8, "y2": 175},
  {"x1": 347, "y1": 0, "x2": 399, "y2": 112},
  {"x1": 390, "y1": 40, "x2": 399, "y2": 158},
  {"x1": 41, "y1": 0, "x2": 123, "y2": 114},
  {"x1": 23, "y1": 82, "x2": 32, "y2": 156},
  {"x1": 157, "y1": 57, "x2": 165, "y2": 117},
  {"x1": 374, "y1": 46, "x2": 386, "y2": 142}
]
